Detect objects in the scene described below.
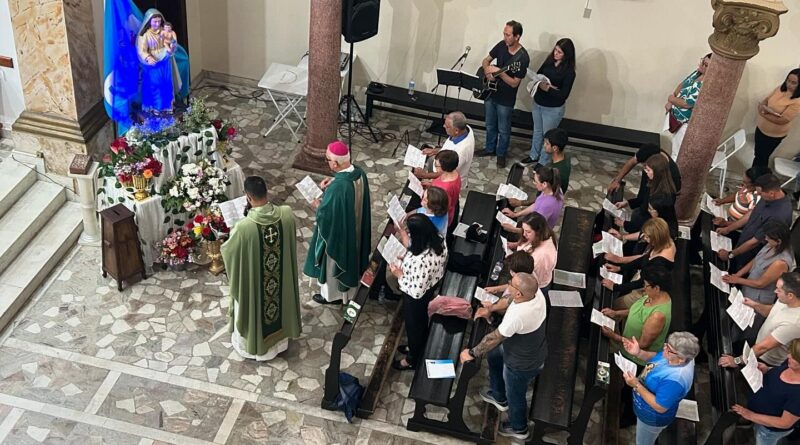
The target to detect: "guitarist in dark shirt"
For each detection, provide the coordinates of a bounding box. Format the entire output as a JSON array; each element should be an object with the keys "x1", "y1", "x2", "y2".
[{"x1": 476, "y1": 20, "x2": 530, "y2": 168}]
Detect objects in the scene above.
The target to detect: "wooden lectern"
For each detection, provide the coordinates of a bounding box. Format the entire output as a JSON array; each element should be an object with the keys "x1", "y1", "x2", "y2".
[{"x1": 100, "y1": 204, "x2": 146, "y2": 291}]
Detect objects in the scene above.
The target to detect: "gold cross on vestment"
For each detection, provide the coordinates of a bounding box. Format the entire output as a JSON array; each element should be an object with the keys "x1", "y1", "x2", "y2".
[{"x1": 266, "y1": 226, "x2": 279, "y2": 243}]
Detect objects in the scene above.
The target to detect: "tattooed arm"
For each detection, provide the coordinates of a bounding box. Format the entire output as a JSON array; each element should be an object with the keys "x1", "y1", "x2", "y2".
[{"x1": 459, "y1": 329, "x2": 507, "y2": 363}]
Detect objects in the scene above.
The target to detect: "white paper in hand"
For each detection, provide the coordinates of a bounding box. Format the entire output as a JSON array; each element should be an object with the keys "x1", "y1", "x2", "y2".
[
  {"x1": 709, "y1": 263, "x2": 730, "y2": 294},
  {"x1": 296, "y1": 176, "x2": 323, "y2": 203},
  {"x1": 474, "y1": 287, "x2": 500, "y2": 305},
  {"x1": 387, "y1": 195, "x2": 407, "y2": 226},
  {"x1": 602, "y1": 231, "x2": 624, "y2": 257},
  {"x1": 380, "y1": 234, "x2": 407, "y2": 267},
  {"x1": 500, "y1": 236, "x2": 511, "y2": 255},
  {"x1": 600, "y1": 266, "x2": 623, "y2": 285},
  {"x1": 710, "y1": 231, "x2": 732, "y2": 253},
  {"x1": 496, "y1": 211, "x2": 516, "y2": 227},
  {"x1": 592, "y1": 241, "x2": 605, "y2": 258},
  {"x1": 704, "y1": 194, "x2": 726, "y2": 220},
  {"x1": 217, "y1": 196, "x2": 248, "y2": 228},
  {"x1": 407, "y1": 171, "x2": 424, "y2": 197},
  {"x1": 590, "y1": 308, "x2": 616, "y2": 330},
  {"x1": 741, "y1": 342, "x2": 763, "y2": 392},
  {"x1": 614, "y1": 352, "x2": 637, "y2": 376},
  {"x1": 496, "y1": 183, "x2": 528, "y2": 201},
  {"x1": 403, "y1": 145, "x2": 426, "y2": 169},
  {"x1": 548, "y1": 290, "x2": 584, "y2": 307},
  {"x1": 727, "y1": 292, "x2": 756, "y2": 331}
]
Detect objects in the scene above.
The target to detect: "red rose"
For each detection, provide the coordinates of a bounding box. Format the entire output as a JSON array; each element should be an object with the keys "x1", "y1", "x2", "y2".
[
  {"x1": 226, "y1": 127, "x2": 236, "y2": 137},
  {"x1": 174, "y1": 247, "x2": 187, "y2": 259},
  {"x1": 194, "y1": 215, "x2": 204, "y2": 224},
  {"x1": 202, "y1": 227, "x2": 211, "y2": 236},
  {"x1": 212, "y1": 119, "x2": 222, "y2": 130},
  {"x1": 102, "y1": 154, "x2": 112, "y2": 163}
]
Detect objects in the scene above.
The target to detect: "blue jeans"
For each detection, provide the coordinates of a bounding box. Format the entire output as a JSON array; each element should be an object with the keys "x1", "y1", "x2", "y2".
[
  {"x1": 529, "y1": 103, "x2": 566, "y2": 165},
  {"x1": 635, "y1": 419, "x2": 668, "y2": 445},
  {"x1": 754, "y1": 424, "x2": 793, "y2": 445},
  {"x1": 485, "y1": 98, "x2": 513, "y2": 157},
  {"x1": 487, "y1": 345, "x2": 543, "y2": 431}
]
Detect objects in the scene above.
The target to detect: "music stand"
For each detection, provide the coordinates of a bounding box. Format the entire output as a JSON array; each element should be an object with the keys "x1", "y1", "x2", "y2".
[{"x1": 426, "y1": 69, "x2": 481, "y2": 142}]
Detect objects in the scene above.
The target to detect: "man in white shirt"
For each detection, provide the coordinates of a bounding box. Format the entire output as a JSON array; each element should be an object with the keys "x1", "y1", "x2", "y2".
[
  {"x1": 415, "y1": 111, "x2": 475, "y2": 187},
  {"x1": 460, "y1": 272, "x2": 547, "y2": 440},
  {"x1": 719, "y1": 272, "x2": 800, "y2": 368}
]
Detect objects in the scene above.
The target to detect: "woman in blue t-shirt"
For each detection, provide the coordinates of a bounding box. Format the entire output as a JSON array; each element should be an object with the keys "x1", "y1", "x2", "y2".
[
  {"x1": 413, "y1": 186, "x2": 449, "y2": 238},
  {"x1": 732, "y1": 339, "x2": 800, "y2": 445},
  {"x1": 622, "y1": 331, "x2": 700, "y2": 445}
]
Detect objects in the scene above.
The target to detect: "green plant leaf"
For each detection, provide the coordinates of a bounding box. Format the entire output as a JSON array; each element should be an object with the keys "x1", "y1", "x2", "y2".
[
  {"x1": 114, "y1": 182, "x2": 122, "y2": 189},
  {"x1": 204, "y1": 131, "x2": 213, "y2": 138},
  {"x1": 175, "y1": 219, "x2": 184, "y2": 227},
  {"x1": 107, "y1": 197, "x2": 114, "y2": 204},
  {"x1": 96, "y1": 189, "x2": 104, "y2": 196},
  {"x1": 164, "y1": 216, "x2": 171, "y2": 223},
  {"x1": 117, "y1": 197, "x2": 125, "y2": 203},
  {"x1": 205, "y1": 139, "x2": 213, "y2": 147},
  {"x1": 125, "y1": 187, "x2": 134, "y2": 193}
]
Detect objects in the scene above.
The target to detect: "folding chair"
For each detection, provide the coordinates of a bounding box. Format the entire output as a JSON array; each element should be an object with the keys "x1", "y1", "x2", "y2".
[
  {"x1": 773, "y1": 157, "x2": 800, "y2": 210},
  {"x1": 709, "y1": 129, "x2": 746, "y2": 197}
]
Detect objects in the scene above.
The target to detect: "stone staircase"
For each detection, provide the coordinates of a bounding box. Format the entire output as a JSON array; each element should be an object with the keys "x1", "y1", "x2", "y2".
[{"x1": 0, "y1": 157, "x2": 82, "y2": 332}]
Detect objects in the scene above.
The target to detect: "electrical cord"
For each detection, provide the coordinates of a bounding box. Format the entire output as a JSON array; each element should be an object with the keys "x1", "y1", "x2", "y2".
[{"x1": 9, "y1": 154, "x2": 76, "y2": 195}]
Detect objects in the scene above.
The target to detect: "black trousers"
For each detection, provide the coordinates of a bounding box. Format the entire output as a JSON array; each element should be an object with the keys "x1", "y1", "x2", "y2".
[
  {"x1": 403, "y1": 286, "x2": 436, "y2": 367},
  {"x1": 752, "y1": 127, "x2": 785, "y2": 168}
]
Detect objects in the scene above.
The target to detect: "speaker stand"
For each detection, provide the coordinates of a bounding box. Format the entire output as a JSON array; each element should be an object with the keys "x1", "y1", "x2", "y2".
[{"x1": 339, "y1": 41, "x2": 379, "y2": 149}]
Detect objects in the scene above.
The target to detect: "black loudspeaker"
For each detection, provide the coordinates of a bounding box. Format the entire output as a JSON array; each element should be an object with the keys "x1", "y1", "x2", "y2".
[{"x1": 342, "y1": 0, "x2": 380, "y2": 43}]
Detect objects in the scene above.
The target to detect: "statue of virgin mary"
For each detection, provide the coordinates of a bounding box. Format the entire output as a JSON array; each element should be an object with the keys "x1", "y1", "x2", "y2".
[{"x1": 136, "y1": 9, "x2": 183, "y2": 113}]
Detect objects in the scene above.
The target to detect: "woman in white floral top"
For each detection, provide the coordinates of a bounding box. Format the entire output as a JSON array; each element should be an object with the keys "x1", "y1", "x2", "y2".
[{"x1": 389, "y1": 213, "x2": 448, "y2": 371}]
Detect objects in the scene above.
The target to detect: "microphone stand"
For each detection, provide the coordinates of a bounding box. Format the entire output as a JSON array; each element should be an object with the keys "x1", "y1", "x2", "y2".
[{"x1": 433, "y1": 51, "x2": 469, "y2": 144}]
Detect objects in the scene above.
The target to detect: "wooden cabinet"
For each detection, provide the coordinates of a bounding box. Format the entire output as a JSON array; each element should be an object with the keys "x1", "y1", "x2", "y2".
[{"x1": 100, "y1": 205, "x2": 146, "y2": 291}]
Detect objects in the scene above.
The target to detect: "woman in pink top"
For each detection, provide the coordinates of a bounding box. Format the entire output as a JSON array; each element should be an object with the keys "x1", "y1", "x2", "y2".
[
  {"x1": 508, "y1": 213, "x2": 558, "y2": 295},
  {"x1": 429, "y1": 150, "x2": 462, "y2": 227}
]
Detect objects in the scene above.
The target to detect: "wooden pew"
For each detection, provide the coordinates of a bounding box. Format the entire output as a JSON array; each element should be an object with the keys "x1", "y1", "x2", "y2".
[
  {"x1": 699, "y1": 211, "x2": 741, "y2": 445},
  {"x1": 406, "y1": 164, "x2": 524, "y2": 443},
  {"x1": 528, "y1": 206, "x2": 607, "y2": 445}
]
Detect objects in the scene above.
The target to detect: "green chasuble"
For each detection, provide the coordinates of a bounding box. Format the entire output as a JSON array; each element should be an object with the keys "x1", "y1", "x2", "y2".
[
  {"x1": 303, "y1": 165, "x2": 372, "y2": 291},
  {"x1": 222, "y1": 203, "x2": 301, "y2": 357}
]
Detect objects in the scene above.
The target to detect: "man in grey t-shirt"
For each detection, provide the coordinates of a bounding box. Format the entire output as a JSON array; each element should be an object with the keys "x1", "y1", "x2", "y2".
[{"x1": 460, "y1": 273, "x2": 547, "y2": 441}]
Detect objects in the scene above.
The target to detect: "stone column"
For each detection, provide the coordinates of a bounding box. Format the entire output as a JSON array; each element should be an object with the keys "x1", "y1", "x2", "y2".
[
  {"x1": 293, "y1": 0, "x2": 342, "y2": 175},
  {"x1": 675, "y1": 0, "x2": 787, "y2": 223},
  {"x1": 9, "y1": 0, "x2": 113, "y2": 176}
]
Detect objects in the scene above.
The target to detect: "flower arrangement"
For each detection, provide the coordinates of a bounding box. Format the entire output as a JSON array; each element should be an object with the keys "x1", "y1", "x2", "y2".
[
  {"x1": 212, "y1": 119, "x2": 238, "y2": 142},
  {"x1": 160, "y1": 160, "x2": 229, "y2": 214},
  {"x1": 156, "y1": 229, "x2": 196, "y2": 266},
  {"x1": 188, "y1": 208, "x2": 230, "y2": 242},
  {"x1": 181, "y1": 96, "x2": 211, "y2": 134},
  {"x1": 98, "y1": 137, "x2": 163, "y2": 185}
]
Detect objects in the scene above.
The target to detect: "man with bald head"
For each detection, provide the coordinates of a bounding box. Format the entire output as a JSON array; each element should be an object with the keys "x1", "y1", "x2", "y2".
[
  {"x1": 304, "y1": 140, "x2": 372, "y2": 305},
  {"x1": 460, "y1": 272, "x2": 548, "y2": 440},
  {"x1": 415, "y1": 111, "x2": 475, "y2": 187}
]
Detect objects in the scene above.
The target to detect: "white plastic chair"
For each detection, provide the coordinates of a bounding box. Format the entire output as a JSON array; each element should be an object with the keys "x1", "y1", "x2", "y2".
[
  {"x1": 773, "y1": 157, "x2": 800, "y2": 210},
  {"x1": 709, "y1": 129, "x2": 747, "y2": 197}
]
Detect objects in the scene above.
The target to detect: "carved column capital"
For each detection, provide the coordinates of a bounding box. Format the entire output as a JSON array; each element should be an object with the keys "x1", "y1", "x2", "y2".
[{"x1": 709, "y1": 0, "x2": 787, "y2": 60}]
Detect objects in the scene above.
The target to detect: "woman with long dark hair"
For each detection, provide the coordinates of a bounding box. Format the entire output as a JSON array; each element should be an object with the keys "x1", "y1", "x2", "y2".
[
  {"x1": 508, "y1": 213, "x2": 557, "y2": 295},
  {"x1": 752, "y1": 69, "x2": 800, "y2": 167},
  {"x1": 390, "y1": 214, "x2": 448, "y2": 371},
  {"x1": 615, "y1": 152, "x2": 677, "y2": 236},
  {"x1": 524, "y1": 38, "x2": 576, "y2": 165}
]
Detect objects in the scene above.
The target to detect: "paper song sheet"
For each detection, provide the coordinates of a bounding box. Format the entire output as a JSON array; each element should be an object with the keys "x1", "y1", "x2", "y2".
[
  {"x1": 590, "y1": 308, "x2": 616, "y2": 330},
  {"x1": 710, "y1": 231, "x2": 732, "y2": 253},
  {"x1": 600, "y1": 266, "x2": 623, "y2": 285},
  {"x1": 704, "y1": 193, "x2": 727, "y2": 220},
  {"x1": 500, "y1": 236, "x2": 511, "y2": 255},
  {"x1": 474, "y1": 287, "x2": 500, "y2": 305},
  {"x1": 496, "y1": 211, "x2": 517, "y2": 227},
  {"x1": 553, "y1": 269, "x2": 586, "y2": 289},
  {"x1": 602, "y1": 231, "x2": 624, "y2": 257},
  {"x1": 496, "y1": 183, "x2": 528, "y2": 201},
  {"x1": 592, "y1": 241, "x2": 605, "y2": 258},
  {"x1": 387, "y1": 195, "x2": 407, "y2": 226},
  {"x1": 741, "y1": 342, "x2": 763, "y2": 392},
  {"x1": 407, "y1": 171, "x2": 424, "y2": 197},
  {"x1": 380, "y1": 234, "x2": 407, "y2": 267},
  {"x1": 709, "y1": 263, "x2": 730, "y2": 294},
  {"x1": 727, "y1": 291, "x2": 756, "y2": 331},
  {"x1": 675, "y1": 400, "x2": 700, "y2": 422},
  {"x1": 614, "y1": 352, "x2": 637, "y2": 376},
  {"x1": 296, "y1": 176, "x2": 323, "y2": 203},
  {"x1": 453, "y1": 222, "x2": 470, "y2": 239},
  {"x1": 678, "y1": 225, "x2": 692, "y2": 241},
  {"x1": 217, "y1": 196, "x2": 248, "y2": 228},
  {"x1": 425, "y1": 359, "x2": 456, "y2": 379},
  {"x1": 403, "y1": 145, "x2": 426, "y2": 169},
  {"x1": 548, "y1": 290, "x2": 584, "y2": 308},
  {"x1": 602, "y1": 198, "x2": 630, "y2": 221}
]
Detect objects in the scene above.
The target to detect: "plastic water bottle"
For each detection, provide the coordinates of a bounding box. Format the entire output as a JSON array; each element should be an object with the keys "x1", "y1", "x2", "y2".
[
  {"x1": 490, "y1": 261, "x2": 503, "y2": 281},
  {"x1": 408, "y1": 80, "x2": 415, "y2": 97}
]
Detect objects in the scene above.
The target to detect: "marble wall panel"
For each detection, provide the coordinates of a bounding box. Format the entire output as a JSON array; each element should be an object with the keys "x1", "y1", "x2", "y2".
[{"x1": 62, "y1": 0, "x2": 101, "y2": 119}]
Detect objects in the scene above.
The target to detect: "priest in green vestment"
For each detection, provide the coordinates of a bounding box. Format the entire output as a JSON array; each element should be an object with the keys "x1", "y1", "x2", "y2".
[
  {"x1": 304, "y1": 141, "x2": 372, "y2": 305},
  {"x1": 222, "y1": 176, "x2": 301, "y2": 361}
]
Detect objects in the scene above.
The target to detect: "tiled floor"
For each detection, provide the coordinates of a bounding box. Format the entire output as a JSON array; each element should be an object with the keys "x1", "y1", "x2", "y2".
[{"x1": 0, "y1": 80, "x2": 744, "y2": 444}]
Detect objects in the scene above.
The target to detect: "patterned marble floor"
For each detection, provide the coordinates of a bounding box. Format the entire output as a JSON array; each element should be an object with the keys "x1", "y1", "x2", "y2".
[{"x1": 0, "y1": 81, "x2": 737, "y2": 444}]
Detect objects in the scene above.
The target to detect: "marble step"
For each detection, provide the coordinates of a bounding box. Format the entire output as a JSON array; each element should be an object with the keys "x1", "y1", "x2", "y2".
[
  {"x1": 0, "y1": 202, "x2": 82, "y2": 333},
  {"x1": 0, "y1": 159, "x2": 37, "y2": 218},
  {"x1": 0, "y1": 181, "x2": 67, "y2": 274}
]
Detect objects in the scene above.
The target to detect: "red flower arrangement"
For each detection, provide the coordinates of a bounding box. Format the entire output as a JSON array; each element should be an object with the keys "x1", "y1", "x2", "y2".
[
  {"x1": 156, "y1": 229, "x2": 196, "y2": 266},
  {"x1": 188, "y1": 209, "x2": 230, "y2": 242},
  {"x1": 211, "y1": 119, "x2": 238, "y2": 142}
]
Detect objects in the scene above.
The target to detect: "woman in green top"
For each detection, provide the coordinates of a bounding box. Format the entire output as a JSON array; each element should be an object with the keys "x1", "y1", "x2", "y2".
[{"x1": 601, "y1": 264, "x2": 672, "y2": 365}]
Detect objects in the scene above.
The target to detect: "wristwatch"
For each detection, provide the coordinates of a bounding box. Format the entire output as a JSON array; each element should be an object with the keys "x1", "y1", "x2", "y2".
[
  {"x1": 734, "y1": 356, "x2": 743, "y2": 366},
  {"x1": 468, "y1": 348, "x2": 477, "y2": 359},
  {"x1": 728, "y1": 251, "x2": 736, "y2": 260}
]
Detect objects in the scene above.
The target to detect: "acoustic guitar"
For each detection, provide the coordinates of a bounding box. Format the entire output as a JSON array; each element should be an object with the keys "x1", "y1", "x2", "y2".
[{"x1": 472, "y1": 61, "x2": 521, "y2": 100}]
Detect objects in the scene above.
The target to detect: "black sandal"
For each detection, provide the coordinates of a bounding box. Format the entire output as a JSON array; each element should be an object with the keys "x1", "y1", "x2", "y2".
[
  {"x1": 392, "y1": 359, "x2": 414, "y2": 371},
  {"x1": 396, "y1": 345, "x2": 410, "y2": 355}
]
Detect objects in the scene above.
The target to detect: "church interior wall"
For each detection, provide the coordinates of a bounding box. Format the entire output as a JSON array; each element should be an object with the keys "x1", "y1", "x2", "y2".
[
  {"x1": 185, "y1": 0, "x2": 800, "y2": 177},
  {"x1": 0, "y1": 0, "x2": 25, "y2": 133}
]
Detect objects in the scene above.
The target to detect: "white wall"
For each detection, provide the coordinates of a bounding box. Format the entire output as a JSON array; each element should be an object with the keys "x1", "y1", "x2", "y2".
[
  {"x1": 0, "y1": 0, "x2": 25, "y2": 131},
  {"x1": 187, "y1": 0, "x2": 800, "y2": 174}
]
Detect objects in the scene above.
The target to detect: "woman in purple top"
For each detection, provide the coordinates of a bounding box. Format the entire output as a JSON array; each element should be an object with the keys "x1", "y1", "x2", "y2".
[{"x1": 502, "y1": 165, "x2": 564, "y2": 229}]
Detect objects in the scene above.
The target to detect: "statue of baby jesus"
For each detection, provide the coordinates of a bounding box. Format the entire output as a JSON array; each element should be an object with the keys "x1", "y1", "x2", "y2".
[{"x1": 161, "y1": 22, "x2": 177, "y2": 52}]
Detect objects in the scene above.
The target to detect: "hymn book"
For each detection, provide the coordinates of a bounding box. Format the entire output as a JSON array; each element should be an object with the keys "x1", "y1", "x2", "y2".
[
  {"x1": 217, "y1": 196, "x2": 248, "y2": 228},
  {"x1": 296, "y1": 176, "x2": 323, "y2": 203}
]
